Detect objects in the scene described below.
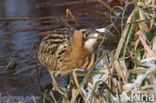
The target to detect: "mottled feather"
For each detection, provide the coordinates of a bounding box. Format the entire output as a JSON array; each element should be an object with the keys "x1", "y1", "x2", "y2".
[{"x1": 38, "y1": 27, "x2": 104, "y2": 77}]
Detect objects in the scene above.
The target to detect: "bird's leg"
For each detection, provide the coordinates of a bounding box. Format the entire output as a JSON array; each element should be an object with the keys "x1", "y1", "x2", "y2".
[
  {"x1": 49, "y1": 71, "x2": 59, "y2": 87},
  {"x1": 72, "y1": 69, "x2": 87, "y2": 98},
  {"x1": 72, "y1": 68, "x2": 89, "y2": 88},
  {"x1": 48, "y1": 70, "x2": 64, "y2": 94},
  {"x1": 72, "y1": 69, "x2": 80, "y2": 88}
]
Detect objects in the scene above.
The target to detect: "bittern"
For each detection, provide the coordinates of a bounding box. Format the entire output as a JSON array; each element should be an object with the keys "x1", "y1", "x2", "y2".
[{"x1": 38, "y1": 26, "x2": 104, "y2": 87}]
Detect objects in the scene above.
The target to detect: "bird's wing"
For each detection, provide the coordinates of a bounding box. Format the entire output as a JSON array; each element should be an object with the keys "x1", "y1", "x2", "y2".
[{"x1": 38, "y1": 28, "x2": 73, "y2": 71}]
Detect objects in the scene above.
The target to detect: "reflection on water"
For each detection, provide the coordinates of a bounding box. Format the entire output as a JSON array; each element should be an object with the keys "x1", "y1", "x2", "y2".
[
  {"x1": 0, "y1": 0, "x2": 36, "y2": 56},
  {"x1": 0, "y1": 0, "x2": 116, "y2": 96},
  {"x1": 0, "y1": 0, "x2": 99, "y2": 54}
]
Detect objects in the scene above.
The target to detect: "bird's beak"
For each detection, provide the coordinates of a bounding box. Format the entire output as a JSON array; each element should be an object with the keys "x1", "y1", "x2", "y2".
[
  {"x1": 97, "y1": 33, "x2": 105, "y2": 39},
  {"x1": 84, "y1": 29, "x2": 105, "y2": 39},
  {"x1": 89, "y1": 32, "x2": 105, "y2": 39},
  {"x1": 85, "y1": 33, "x2": 105, "y2": 39},
  {"x1": 93, "y1": 29, "x2": 105, "y2": 39}
]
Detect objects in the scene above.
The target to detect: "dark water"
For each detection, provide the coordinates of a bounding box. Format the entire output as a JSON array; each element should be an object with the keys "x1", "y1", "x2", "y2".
[{"x1": 0, "y1": 0, "x2": 118, "y2": 98}]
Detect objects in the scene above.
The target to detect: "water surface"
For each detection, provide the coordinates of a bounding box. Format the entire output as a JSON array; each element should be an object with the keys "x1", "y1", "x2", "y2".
[{"x1": 0, "y1": 0, "x2": 118, "y2": 97}]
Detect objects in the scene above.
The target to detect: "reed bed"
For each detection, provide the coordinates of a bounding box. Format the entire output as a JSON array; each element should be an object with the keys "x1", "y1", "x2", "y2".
[{"x1": 42, "y1": 0, "x2": 156, "y2": 103}]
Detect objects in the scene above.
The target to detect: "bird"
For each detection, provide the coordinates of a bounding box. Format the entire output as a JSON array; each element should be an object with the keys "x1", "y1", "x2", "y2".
[{"x1": 38, "y1": 26, "x2": 104, "y2": 79}]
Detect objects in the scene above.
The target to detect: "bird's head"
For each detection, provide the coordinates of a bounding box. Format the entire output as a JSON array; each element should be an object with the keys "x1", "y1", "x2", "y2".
[{"x1": 71, "y1": 26, "x2": 103, "y2": 52}]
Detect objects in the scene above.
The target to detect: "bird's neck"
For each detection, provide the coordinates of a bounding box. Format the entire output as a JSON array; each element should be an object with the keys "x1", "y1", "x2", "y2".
[{"x1": 70, "y1": 31, "x2": 89, "y2": 60}]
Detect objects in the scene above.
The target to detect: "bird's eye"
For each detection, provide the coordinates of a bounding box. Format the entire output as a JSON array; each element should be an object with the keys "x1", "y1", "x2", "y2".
[
  {"x1": 83, "y1": 33, "x2": 89, "y2": 38},
  {"x1": 83, "y1": 33, "x2": 89, "y2": 41}
]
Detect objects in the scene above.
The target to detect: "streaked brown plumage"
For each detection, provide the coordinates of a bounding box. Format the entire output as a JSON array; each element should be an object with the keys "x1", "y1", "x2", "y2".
[{"x1": 38, "y1": 26, "x2": 104, "y2": 77}]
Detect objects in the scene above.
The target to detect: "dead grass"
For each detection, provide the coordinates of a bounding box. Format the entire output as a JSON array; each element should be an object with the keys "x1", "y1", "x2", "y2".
[{"x1": 36, "y1": 0, "x2": 156, "y2": 103}]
